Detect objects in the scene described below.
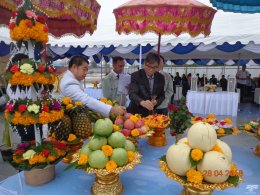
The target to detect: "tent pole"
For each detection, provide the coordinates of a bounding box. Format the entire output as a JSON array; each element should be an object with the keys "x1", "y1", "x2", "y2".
[
  {"x1": 139, "y1": 44, "x2": 142, "y2": 70},
  {"x1": 101, "y1": 54, "x2": 103, "y2": 81},
  {"x1": 157, "y1": 33, "x2": 161, "y2": 55}
]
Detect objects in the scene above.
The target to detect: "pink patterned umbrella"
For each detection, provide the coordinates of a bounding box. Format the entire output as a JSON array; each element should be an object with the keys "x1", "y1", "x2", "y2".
[
  {"x1": 0, "y1": 0, "x2": 101, "y2": 37},
  {"x1": 113, "y1": 0, "x2": 217, "y2": 54}
]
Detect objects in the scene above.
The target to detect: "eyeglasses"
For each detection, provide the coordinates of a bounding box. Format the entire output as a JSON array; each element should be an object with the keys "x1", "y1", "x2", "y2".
[{"x1": 145, "y1": 63, "x2": 158, "y2": 70}]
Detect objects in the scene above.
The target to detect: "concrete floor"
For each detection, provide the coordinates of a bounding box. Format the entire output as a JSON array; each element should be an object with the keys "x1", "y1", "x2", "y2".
[{"x1": 0, "y1": 102, "x2": 259, "y2": 182}]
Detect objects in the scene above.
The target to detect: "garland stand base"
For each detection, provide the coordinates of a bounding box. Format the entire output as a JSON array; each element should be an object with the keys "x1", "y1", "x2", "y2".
[
  {"x1": 182, "y1": 186, "x2": 212, "y2": 195},
  {"x1": 24, "y1": 165, "x2": 55, "y2": 186},
  {"x1": 147, "y1": 128, "x2": 167, "y2": 147},
  {"x1": 91, "y1": 172, "x2": 123, "y2": 195}
]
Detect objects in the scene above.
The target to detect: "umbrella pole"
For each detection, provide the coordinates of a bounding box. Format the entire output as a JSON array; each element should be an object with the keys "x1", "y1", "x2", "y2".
[
  {"x1": 157, "y1": 33, "x2": 161, "y2": 55},
  {"x1": 139, "y1": 44, "x2": 142, "y2": 70}
]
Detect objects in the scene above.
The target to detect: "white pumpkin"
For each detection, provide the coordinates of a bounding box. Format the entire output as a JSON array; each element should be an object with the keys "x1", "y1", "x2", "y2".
[
  {"x1": 197, "y1": 151, "x2": 230, "y2": 183},
  {"x1": 187, "y1": 122, "x2": 217, "y2": 152},
  {"x1": 177, "y1": 137, "x2": 188, "y2": 144},
  {"x1": 166, "y1": 143, "x2": 191, "y2": 176},
  {"x1": 216, "y1": 139, "x2": 232, "y2": 162}
]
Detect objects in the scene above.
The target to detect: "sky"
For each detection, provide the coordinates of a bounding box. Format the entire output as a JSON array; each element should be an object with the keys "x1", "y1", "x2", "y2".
[{"x1": 1, "y1": 0, "x2": 260, "y2": 46}]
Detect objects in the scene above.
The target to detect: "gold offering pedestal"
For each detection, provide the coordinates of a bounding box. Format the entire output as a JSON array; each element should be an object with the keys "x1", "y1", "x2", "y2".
[
  {"x1": 159, "y1": 160, "x2": 242, "y2": 195},
  {"x1": 242, "y1": 129, "x2": 260, "y2": 157},
  {"x1": 24, "y1": 165, "x2": 55, "y2": 186},
  {"x1": 217, "y1": 126, "x2": 240, "y2": 139},
  {"x1": 147, "y1": 128, "x2": 167, "y2": 146},
  {"x1": 85, "y1": 152, "x2": 142, "y2": 195},
  {"x1": 63, "y1": 141, "x2": 83, "y2": 164}
]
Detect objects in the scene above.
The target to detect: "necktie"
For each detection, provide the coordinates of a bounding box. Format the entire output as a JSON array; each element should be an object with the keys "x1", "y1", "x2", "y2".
[{"x1": 117, "y1": 74, "x2": 119, "y2": 79}]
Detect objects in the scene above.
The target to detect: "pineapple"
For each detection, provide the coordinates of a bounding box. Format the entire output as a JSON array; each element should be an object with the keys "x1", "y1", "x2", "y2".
[
  {"x1": 71, "y1": 112, "x2": 92, "y2": 139},
  {"x1": 50, "y1": 114, "x2": 72, "y2": 141}
]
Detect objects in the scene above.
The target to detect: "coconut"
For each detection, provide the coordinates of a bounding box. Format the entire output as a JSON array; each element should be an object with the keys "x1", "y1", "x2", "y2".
[
  {"x1": 166, "y1": 143, "x2": 192, "y2": 176},
  {"x1": 197, "y1": 151, "x2": 230, "y2": 183},
  {"x1": 216, "y1": 139, "x2": 232, "y2": 162},
  {"x1": 187, "y1": 122, "x2": 217, "y2": 152}
]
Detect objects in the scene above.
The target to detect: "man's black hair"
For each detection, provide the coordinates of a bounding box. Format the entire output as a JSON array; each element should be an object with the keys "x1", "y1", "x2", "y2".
[{"x1": 68, "y1": 55, "x2": 89, "y2": 68}]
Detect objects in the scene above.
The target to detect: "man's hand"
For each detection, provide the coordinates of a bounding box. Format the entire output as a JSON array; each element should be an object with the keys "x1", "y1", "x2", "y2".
[
  {"x1": 110, "y1": 105, "x2": 126, "y2": 116},
  {"x1": 140, "y1": 100, "x2": 154, "y2": 111}
]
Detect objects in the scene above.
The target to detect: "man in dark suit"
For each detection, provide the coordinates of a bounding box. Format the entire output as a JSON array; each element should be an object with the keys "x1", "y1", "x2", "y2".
[{"x1": 127, "y1": 52, "x2": 165, "y2": 117}]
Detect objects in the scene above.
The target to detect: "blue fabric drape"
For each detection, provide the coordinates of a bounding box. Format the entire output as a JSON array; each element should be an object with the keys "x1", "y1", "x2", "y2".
[
  {"x1": 171, "y1": 43, "x2": 198, "y2": 54},
  {"x1": 216, "y1": 42, "x2": 245, "y2": 52},
  {"x1": 210, "y1": 0, "x2": 260, "y2": 13}
]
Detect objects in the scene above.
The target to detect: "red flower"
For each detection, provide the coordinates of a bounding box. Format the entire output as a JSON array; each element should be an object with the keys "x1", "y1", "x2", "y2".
[
  {"x1": 208, "y1": 121, "x2": 213, "y2": 125},
  {"x1": 25, "y1": 20, "x2": 32, "y2": 28},
  {"x1": 42, "y1": 105, "x2": 50, "y2": 112},
  {"x1": 31, "y1": 140, "x2": 36, "y2": 145},
  {"x1": 43, "y1": 26, "x2": 48, "y2": 32},
  {"x1": 56, "y1": 142, "x2": 66, "y2": 149},
  {"x1": 38, "y1": 65, "x2": 45, "y2": 72},
  {"x1": 15, "y1": 149, "x2": 25, "y2": 155},
  {"x1": 10, "y1": 64, "x2": 19, "y2": 73},
  {"x1": 9, "y1": 22, "x2": 16, "y2": 30},
  {"x1": 195, "y1": 117, "x2": 203, "y2": 121},
  {"x1": 220, "y1": 121, "x2": 226, "y2": 126},
  {"x1": 168, "y1": 104, "x2": 179, "y2": 111},
  {"x1": 41, "y1": 149, "x2": 50, "y2": 157},
  {"x1": 48, "y1": 67, "x2": 54, "y2": 73},
  {"x1": 18, "y1": 104, "x2": 27, "y2": 113},
  {"x1": 11, "y1": 11, "x2": 18, "y2": 18},
  {"x1": 6, "y1": 103, "x2": 14, "y2": 112},
  {"x1": 37, "y1": 16, "x2": 46, "y2": 23}
]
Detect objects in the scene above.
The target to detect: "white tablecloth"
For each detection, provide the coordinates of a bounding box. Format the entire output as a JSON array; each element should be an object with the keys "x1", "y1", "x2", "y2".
[
  {"x1": 254, "y1": 88, "x2": 260, "y2": 104},
  {"x1": 84, "y1": 88, "x2": 103, "y2": 99},
  {"x1": 187, "y1": 91, "x2": 239, "y2": 116}
]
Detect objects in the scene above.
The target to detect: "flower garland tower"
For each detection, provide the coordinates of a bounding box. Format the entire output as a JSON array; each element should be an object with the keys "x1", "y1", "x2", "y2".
[{"x1": 4, "y1": 0, "x2": 64, "y2": 145}]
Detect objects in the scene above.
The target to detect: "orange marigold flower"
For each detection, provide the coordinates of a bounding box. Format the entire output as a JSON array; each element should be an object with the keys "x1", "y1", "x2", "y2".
[
  {"x1": 211, "y1": 144, "x2": 224, "y2": 154},
  {"x1": 186, "y1": 169, "x2": 203, "y2": 184},
  {"x1": 128, "y1": 151, "x2": 135, "y2": 162},
  {"x1": 102, "y1": 145, "x2": 113, "y2": 156},
  {"x1": 113, "y1": 124, "x2": 120, "y2": 132},
  {"x1": 68, "y1": 134, "x2": 77, "y2": 142},
  {"x1": 78, "y1": 154, "x2": 88, "y2": 165},
  {"x1": 106, "y1": 160, "x2": 117, "y2": 171},
  {"x1": 191, "y1": 149, "x2": 203, "y2": 161},
  {"x1": 131, "y1": 129, "x2": 140, "y2": 137}
]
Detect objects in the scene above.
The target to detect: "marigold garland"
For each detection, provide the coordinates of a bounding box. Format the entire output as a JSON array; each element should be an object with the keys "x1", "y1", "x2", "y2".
[{"x1": 10, "y1": 19, "x2": 48, "y2": 43}]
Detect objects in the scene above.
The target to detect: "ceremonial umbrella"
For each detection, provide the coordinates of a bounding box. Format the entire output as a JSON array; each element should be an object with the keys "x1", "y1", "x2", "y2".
[
  {"x1": 113, "y1": 0, "x2": 216, "y2": 54},
  {"x1": 0, "y1": 0, "x2": 101, "y2": 37},
  {"x1": 210, "y1": 0, "x2": 260, "y2": 13}
]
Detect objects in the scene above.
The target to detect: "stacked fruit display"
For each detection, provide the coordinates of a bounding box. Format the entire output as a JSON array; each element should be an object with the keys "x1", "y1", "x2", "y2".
[
  {"x1": 67, "y1": 118, "x2": 139, "y2": 170},
  {"x1": 160, "y1": 122, "x2": 242, "y2": 189},
  {"x1": 114, "y1": 113, "x2": 152, "y2": 140}
]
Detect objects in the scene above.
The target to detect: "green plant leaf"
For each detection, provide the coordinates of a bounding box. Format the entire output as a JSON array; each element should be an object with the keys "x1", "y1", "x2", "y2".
[
  {"x1": 64, "y1": 161, "x2": 78, "y2": 171},
  {"x1": 226, "y1": 176, "x2": 240, "y2": 187},
  {"x1": 160, "y1": 155, "x2": 166, "y2": 162}
]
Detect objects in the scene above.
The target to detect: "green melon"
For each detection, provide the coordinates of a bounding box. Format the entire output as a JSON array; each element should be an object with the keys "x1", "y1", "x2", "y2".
[
  {"x1": 110, "y1": 148, "x2": 128, "y2": 167},
  {"x1": 88, "y1": 150, "x2": 108, "y2": 169},
  {"x1": 108, "y1": 132, "x2": 126, "y2": 148},
  {"x1": 124, "y1": 140, "x2": 135, "y2": 151},
  {"x1": 89, "y1": 137, "x2": 107, "y2": 151}
]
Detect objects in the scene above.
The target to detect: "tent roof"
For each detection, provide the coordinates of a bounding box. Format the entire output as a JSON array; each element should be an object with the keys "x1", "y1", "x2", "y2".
[{"x1": 1, "y1": 0, "x2": 260, "y2": 47}]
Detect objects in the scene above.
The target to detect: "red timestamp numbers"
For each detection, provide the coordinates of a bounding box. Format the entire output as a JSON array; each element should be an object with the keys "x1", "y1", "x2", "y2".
[{"x1": 202, "y1": 170, "x2": 244, "y2": 177}]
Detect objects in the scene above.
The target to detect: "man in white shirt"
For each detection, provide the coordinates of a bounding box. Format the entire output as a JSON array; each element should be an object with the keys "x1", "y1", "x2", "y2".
[
  {"x1": 60, "y1": 55, "x2": 126, "y2": 117},
  {"x1": 156, "y1": 55, "x2": 173, "y2": 115},
  {"x1": 236, "y1": 65, "x2": 249, "y2": 102},
  {"x1": 102, "y1": 56, "x2": 129, "y2": 106}
]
